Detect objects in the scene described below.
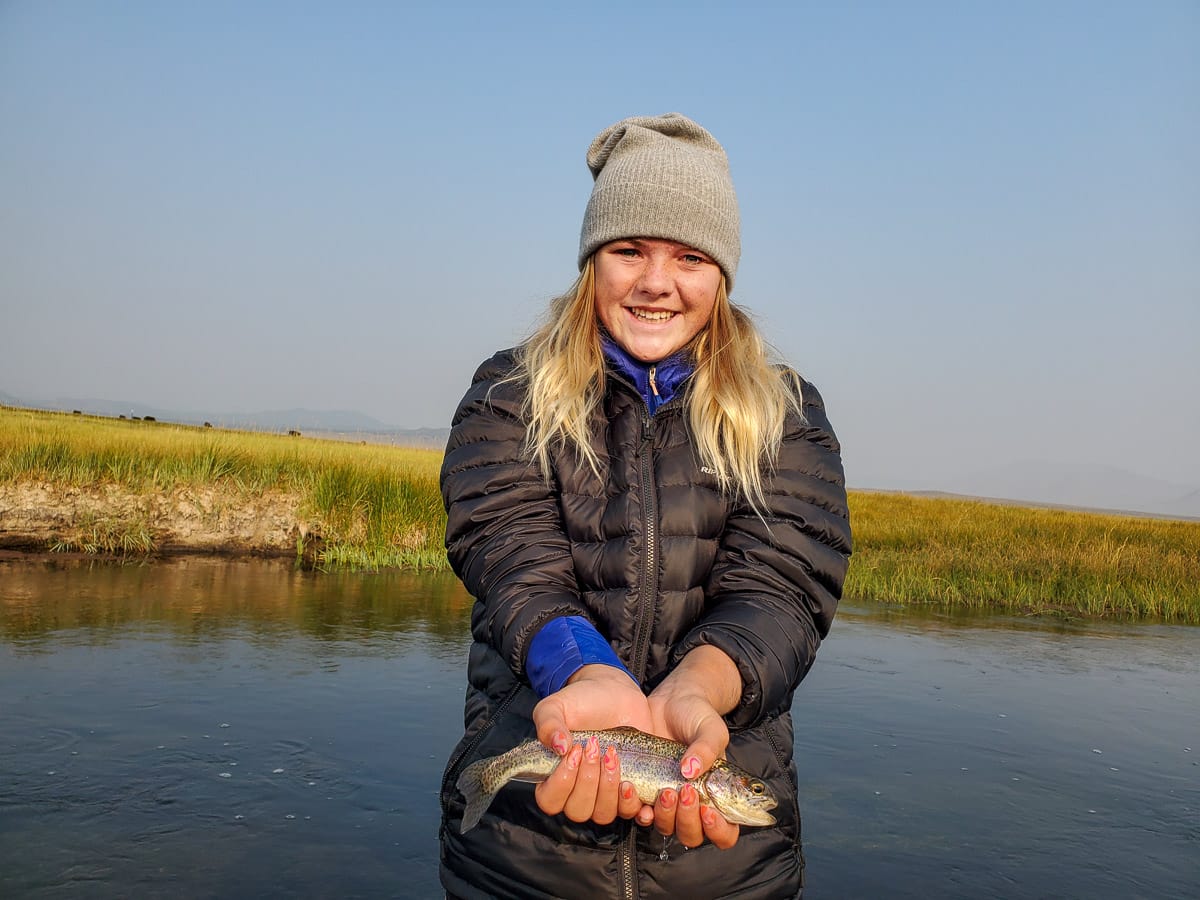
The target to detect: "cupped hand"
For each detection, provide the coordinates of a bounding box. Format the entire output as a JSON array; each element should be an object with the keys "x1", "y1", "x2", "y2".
[
  {"x1": 531, "y1": 664, "x2": 652, "y2": 826},
  {"x1": 644, "y1": 646, "x2": 743, "y2": 850},
  {"x1": 530, "y1": 648, "x2": 745, "y2": 850}
]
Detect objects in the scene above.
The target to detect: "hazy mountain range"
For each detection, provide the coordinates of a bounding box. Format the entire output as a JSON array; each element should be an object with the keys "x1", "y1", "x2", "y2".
[
  {"x1": 4, "y1": 391, "x2": 1197, "y2": 519},
  {"x1": 943, "y1": 460, "x2": 1200, "y2": 520},
  {"x1": 0, "y1": 391, "x2": 445, "y2": 447}
]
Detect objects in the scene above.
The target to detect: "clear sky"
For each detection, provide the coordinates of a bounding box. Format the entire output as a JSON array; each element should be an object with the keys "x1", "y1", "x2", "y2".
[{"x1": 2, "y1": 1, "x2": 1197, "y2": 495}]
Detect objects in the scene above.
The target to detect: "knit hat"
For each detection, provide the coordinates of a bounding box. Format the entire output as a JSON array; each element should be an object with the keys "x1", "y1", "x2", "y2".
[{"x1": 578, "y1": 113, "x2": 741, "y2": 291}]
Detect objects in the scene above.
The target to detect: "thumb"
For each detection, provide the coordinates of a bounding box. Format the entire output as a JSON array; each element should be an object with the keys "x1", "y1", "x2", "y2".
[
  {"x1": 532, "y1": 698, "x2": 572, "y2": 756},
  {"x1": 679, "y1": 716, "x2": 729, "y2": 780}
]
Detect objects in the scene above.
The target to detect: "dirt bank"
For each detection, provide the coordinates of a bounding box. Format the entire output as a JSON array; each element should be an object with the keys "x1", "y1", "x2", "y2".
[{"x1": 0, "y1": 481, "x2": 320, "y2": 559}]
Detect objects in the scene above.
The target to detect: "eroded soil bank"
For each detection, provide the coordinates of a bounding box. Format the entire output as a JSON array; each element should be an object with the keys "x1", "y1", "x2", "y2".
[{"x1": 0, "y1": 481, "x2": 318, "y2": 559}]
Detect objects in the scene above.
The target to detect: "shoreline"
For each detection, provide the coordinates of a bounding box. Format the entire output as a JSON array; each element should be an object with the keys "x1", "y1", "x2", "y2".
[
  {"x1": 0, "y1": 479, "x2": 312, "y2": 557},
  {"x1": 4, "y1": 406, "x2": 1198, "y2": 622}
]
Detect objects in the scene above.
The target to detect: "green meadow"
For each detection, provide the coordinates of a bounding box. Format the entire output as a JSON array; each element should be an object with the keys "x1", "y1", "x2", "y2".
[
  {"x1": 847, "y1": 491, "x2": 1199, "y2": 622},
  {"x1": 0, "y1": 406, "x2": 446, "y2": 570},
  {"x1": 3, "y1": 406, "x2": 1198, "y2": 623}
]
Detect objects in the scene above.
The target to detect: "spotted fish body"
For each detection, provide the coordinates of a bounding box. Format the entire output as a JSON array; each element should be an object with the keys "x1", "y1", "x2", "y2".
[{"x1": 456, "y1": 726, "x2": 778, "y2": 833}]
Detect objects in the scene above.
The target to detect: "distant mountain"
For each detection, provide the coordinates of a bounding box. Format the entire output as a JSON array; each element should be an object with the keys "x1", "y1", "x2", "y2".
[
  {"x1": 2, "y1": 390, "x2": 453, "y2": 448},
  {"x1": 209, "y1": 408, "x2": 397, "y2": 432},
  {"x1": 302, "y1": 426, "x2": 451, "y2": 449},
  {"x1": 46, "y1": 397, "x2": 202, "y2": 422},
  {"x1": 5, "y1": 393, "x2": 402, "y2": 434},
  {"x1": 6, "y1": 391, "x2": 1197, "y2": 517},
  {"x1": 951, "y1": 460, "x2": 1200, "y2": 520}
]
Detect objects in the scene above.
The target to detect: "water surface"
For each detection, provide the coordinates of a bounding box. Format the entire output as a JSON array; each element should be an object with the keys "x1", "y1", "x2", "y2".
[{"x1": 1, "y1": 558, "x2": 1196, "y2": 898}]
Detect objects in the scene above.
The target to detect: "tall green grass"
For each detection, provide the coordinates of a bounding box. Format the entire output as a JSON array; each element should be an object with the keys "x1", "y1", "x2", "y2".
[
  {"x1": 4, "y1": 406, "x2": 1198, "y2": 621},
  {"x1": 845, "y1": 492, "x2": 1200, "y2": 622},
  {"x1": 0, "y1": 407, "x2": 446, "y2": 570}
]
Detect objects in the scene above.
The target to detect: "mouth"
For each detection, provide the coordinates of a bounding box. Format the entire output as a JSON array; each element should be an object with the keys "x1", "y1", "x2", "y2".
[{"x1": 629, "y1": 307, "x2": 675, "y2": 322}]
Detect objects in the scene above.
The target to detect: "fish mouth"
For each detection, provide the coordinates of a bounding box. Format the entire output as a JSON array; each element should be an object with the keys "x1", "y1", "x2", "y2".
[
  {"x1": 744, "y1": 799, "x2": 778, "y2": 826},
  {"x1": 713, "y1": 796, "x2": 778, "y2": 827},
  {"x1": 725, "y1": 807, "x2": 777, "y2": 827}
]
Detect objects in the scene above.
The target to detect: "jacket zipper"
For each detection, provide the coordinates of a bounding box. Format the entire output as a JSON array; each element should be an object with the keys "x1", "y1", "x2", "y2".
[
  {"x1": 621, "y1": 826, "x2": 638, "y2": 900},
  {"x1": 631, "y1": 411, "x2": 658, "y2": 679},
  {"x1": 619, "y1": 409, "x2": 659, "y2": 900}
]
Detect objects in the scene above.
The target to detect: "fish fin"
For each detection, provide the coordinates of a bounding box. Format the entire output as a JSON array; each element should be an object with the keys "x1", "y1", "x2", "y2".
[
  {"x1": 456, "y1": 759, "x2": 498, "y2": 833},
  {"x1": 509, "y1": 766, "x2": 552, "y2": 785}
]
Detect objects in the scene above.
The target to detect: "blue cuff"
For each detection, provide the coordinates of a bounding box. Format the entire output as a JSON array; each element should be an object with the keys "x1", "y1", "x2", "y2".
[{"x1": 526, "y1": 616, "x2": 638, "y2": 698}]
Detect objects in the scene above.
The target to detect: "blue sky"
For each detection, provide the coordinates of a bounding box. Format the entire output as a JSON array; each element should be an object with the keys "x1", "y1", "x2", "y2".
[{"x1": 2, "y1": 1, "x2": 1197, "y2": 496}]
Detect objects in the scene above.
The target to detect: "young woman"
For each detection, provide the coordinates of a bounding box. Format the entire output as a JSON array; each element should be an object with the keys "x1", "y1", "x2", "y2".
[{"x1": 439, "y1": 113, "x2": 852, "y2": 899}]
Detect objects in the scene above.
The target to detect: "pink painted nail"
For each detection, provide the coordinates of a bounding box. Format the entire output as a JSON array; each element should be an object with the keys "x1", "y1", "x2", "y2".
[
  {"x1": 680, "y1": 784, "x2": 696, "y2": 807},
  {"x1": 701, "y1": 806, "x2": 718, "y2": 827},
  {"x1": 567, "y1": 745, "x2": 583, "y2": 770},
  {"x1": 681, "y1": 756, "x2": 701, "y2": 779},
  {"x1": 585, "y1": 735, "x2": 600, "y2": 762},
  {"x1": 552, "y1": 732, "x2": 569, "y2": 755},
  {"x1": 660, "y1": 789, "x2": 676, "y2": 810},
  {"x1": 603, "y1": 746, "x2": 618, "y2": 773}
]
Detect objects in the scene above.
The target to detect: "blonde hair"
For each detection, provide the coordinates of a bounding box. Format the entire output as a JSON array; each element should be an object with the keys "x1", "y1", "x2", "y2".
[{"x1": 513, "y1": 257, "x2": 801, "y2": 508}]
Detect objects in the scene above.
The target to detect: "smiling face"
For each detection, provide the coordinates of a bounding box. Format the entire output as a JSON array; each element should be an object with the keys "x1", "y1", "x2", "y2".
[{"x1": 593, "y1": 238, "x2": 722, "y2": 363}]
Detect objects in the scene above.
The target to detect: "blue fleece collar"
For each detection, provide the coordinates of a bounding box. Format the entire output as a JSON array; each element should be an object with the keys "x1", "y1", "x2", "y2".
[{"x1": 601, "y1": 336, "x2": 693, "y2": 415}]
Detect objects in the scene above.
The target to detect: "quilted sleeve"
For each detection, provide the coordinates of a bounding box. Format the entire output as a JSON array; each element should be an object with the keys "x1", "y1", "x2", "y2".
[
  {"x1": 675, "y1": 376, "x2": 852, "y2": 728},
  {"x1": 440, "y1": 351, "x2": 593, "y2": 678}
]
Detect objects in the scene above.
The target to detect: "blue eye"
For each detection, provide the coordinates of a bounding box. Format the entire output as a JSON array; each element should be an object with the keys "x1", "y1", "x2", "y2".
[{"x1": 682, "y1": 254, "x2": 705, "y2": 264}]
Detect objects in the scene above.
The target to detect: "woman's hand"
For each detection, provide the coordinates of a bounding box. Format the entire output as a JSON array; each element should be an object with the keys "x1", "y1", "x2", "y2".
[
  {"x1": 645, "y1": 645, "x2": 744, "y2": 850},
  {"x1": 530, "y1": 647, "x2": 745, "y2": 850},
  {"x1": 531, "y1": 664, "x2": 652, "y2": 825}
]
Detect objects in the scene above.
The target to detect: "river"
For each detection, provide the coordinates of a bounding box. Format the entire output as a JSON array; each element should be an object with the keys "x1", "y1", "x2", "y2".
[{"x1": 1, "y1": 557, "x2": 1196, "y2": 898}]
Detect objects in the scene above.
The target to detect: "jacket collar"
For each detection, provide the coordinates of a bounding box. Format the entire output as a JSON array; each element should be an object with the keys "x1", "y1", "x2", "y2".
[{"x1": 601, "y1": 335, "x2": 693, "y2": 415}]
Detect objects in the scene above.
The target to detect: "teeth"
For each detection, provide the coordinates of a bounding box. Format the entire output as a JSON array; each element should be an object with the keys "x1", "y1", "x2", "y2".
[{"x1": 632, "y1": 309, "x2": 673, "y2": 321}]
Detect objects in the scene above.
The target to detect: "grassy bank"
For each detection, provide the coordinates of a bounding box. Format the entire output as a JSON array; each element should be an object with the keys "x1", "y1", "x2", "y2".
[
  {"x1": 844, "y1": 492, "x2": 1199, "y2": 622},
  {"x1": 0, "y1": 406, "x2": 446, "y2": 569},
  {"x1": 3, "y1": 406, "x2": 1198, "y2": 622}
]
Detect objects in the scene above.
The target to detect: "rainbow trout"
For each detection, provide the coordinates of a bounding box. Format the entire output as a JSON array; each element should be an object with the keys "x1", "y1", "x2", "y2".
[{"x1": 456, "y1": 726, "x2": 778, "y2": 832}]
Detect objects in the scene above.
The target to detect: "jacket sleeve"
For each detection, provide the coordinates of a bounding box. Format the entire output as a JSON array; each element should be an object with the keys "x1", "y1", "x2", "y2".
[
  {"x1": 440, "y1": 351, "x2": 593, "y2": 679},
  {"x1": 675, "y1": 377, "x2": 852, "y2": 728}
]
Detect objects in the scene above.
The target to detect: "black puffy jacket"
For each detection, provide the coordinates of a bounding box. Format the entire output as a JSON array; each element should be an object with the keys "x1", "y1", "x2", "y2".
[{"x1": 439, "y1": 349, "x2": 851, "y2": 900}]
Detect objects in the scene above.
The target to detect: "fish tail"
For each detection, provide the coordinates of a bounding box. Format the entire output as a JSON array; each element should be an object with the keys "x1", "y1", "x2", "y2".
[{"x1": 456, "y1": 758, "x2": 499, "y2": 833}]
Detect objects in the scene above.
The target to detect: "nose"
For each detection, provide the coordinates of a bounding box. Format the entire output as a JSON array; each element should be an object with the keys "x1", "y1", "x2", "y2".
[{"x1": 636, "y1": 255, "x2": 671, "y2": 296}]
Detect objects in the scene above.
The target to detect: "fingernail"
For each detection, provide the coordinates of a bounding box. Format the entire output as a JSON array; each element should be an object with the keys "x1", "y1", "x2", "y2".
[
  {"x1": 681, "y1": 756, "x2": 701, "y2": 779},
  {"x1": 567, "y1": 745, "x2": 582, "y2": 770},
  {"x1": 552, "y1": 732, "x2": 569, "y2": 755},
  {"x1": 622, "y1": 782, "x2": 635, "y2": 800},
  {"x1": 680, "y1": 784, "x2": 696, "y2": 807},
  {"x1": 603, "y1": 746, "x2": 618, "y2": 773},
  {"x1": 586, "y1": 735, "x2": 600, "y2": 762},
  {"x1": 660, "y1": 789, "x2": 676, "y2": 810},
  {"x1": 701, "y1": 806, "x2": 717, "y2": 827}
]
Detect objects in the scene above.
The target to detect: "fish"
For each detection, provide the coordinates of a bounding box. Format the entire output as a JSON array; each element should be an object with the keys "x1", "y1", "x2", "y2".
[{"x1": 456, "y1": 725, "x2": 778, "y2": 833}]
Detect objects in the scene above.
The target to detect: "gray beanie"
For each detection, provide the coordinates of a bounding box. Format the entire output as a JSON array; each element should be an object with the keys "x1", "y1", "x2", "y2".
[{"x1": 578, "y1": 112, "x2": 741, "y2": 291}]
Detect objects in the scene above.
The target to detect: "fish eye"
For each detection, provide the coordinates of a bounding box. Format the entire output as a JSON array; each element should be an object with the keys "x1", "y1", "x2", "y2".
[{"x1": 751, "y1": 782, "x2": 764, "y2": 794}]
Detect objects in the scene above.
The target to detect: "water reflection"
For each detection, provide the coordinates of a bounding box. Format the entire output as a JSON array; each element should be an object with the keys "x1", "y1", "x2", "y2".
[
  {"x1": 1, "y1": 559, "x2": 1197, "y2": 899},
  {"x1": 1, "y1": 558, "x2": 475, "y2": 899},
  {"x1": 1, "y1": 557, "x2": 473, "y2": 647}
]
